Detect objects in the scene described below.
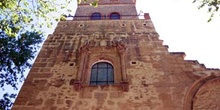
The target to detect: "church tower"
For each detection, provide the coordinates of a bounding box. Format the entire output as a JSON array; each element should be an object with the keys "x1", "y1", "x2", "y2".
[{"x1": 13, "y1": 0, "x2": 220, "y2": 110}]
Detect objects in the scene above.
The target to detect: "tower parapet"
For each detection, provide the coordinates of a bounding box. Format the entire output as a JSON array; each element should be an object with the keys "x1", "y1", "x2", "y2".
[
  {"x1": 74, "y1": 0, "x2": 138, "y2": 20},
  {"x1": 79, "y1": 0, "x2": 136, "y2": 5}
]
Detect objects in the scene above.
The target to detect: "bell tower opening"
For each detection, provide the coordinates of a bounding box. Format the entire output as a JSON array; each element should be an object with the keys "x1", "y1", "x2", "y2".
[{"x1": 74, "y1": 0, "x2": 138, "y2": 20}]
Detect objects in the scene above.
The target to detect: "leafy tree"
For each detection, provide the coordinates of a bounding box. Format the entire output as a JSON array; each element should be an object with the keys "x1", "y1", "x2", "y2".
[
  {"x1": 0, "y1": 0, "x2": 98, "y2": 37},
  {"x1": 0, "y1": 1, "x2": 98, "y2": 109},
  {"x1": 0, "y1": 93, "x2": 16, "y2": 110},
  {"x1": 0, "y1": 0, "x2": 98, "y2": 90},
  {"x1": 0, "y1": 0, "x2": 72, "y2": 37},
  {"x1": 193, "y1": 0, "x2": 220, "y2": 21},
  {"x1": 0, "y1": 31, "x2": 43, "y2": 89},
  {"x1": 0, "y1": 30, "x2": 43, "y2": 109}
]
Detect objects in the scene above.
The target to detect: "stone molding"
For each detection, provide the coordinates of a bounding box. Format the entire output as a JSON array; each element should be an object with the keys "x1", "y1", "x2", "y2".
[
  {"x1": 72, "y1": 40, "x2": 129, "y2": 91},
  {"x1": 183, "y1": 73, "x2": 220, "y2": 110}
]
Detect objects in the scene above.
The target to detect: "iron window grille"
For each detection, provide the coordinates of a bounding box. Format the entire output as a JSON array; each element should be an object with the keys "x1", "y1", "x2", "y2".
[{"x1": 90, "y1": 62, "x2": 114, "y2": 85}]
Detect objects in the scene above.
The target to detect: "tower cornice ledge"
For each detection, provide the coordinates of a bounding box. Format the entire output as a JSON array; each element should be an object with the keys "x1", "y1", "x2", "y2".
[{"x1": 54, "y1": 19, "x2": 156, "y2": 35}]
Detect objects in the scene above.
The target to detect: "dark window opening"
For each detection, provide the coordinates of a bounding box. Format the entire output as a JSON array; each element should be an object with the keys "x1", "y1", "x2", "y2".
[
  {"x1": 69, "y1": 63, "x2": 74, "y2": 66},
  {"x1": 110, "y1": 13, "x2": 120, "y2": 19},
  {"x1": 121, "y1": 23, "x2": 126, "y2": 27},
  {"x1": 131, "y1": 61, "x2": 137, "y2": 65},
  {"x1": 79, "y1": 24, "x2": 83, "y2": 27},
  {"x1": 90, "y1": 62, "x2": 114, "y2": 85},
  {"x1": 91, "y1": 13, "x2": 101, "y2": 20}
]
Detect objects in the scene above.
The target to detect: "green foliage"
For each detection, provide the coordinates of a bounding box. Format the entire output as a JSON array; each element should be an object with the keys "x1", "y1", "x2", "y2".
[
  {"x1": 0, "y1": 0, "x2": 97, "y2": 108},
  {"x1": 193, "y1": 0, "x2": 220, "y2": 21},
  {"x1": 0, "y1": 0, "x2": 97, "y2": 37},
  {"x1": 0, "y1": 0, "x2": 73, "y2": 36},
  {"x1": 0, "y1": 93, "x2": 16, "y2": 110},
  {"x1": 0, "y1": 31, "x2": 43, "y2": 89},
  {"x1": 0, "y1": 29, "x2": 43, "y2": 110},
  {"x1": 90, "y1": 0, "x2": 99, "y2": 7}
]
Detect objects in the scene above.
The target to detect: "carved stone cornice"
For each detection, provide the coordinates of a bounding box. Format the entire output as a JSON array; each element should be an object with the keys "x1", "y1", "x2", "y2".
[{"x1": 80, "y1": 39, "x2": 127, "y2": 49}]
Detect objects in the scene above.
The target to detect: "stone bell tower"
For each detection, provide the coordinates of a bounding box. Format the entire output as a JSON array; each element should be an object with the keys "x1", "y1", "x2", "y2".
[{"x1": 13, "y1": 0, "x2": 220, "y2": 110}]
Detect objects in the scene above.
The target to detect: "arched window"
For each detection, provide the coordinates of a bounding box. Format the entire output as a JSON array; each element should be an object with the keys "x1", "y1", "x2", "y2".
[
  {"x1": 90, "y1": 62, "x2": 114, "y2": 85},
  {"x1": 91, "y1": 13, "x2": 101, "y2": 20},
  {"x1": 110, "y1": 12, "x2": 120, "y2": 19}
]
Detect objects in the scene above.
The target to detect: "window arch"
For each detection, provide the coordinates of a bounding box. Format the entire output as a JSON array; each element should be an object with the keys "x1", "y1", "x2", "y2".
[
  {"x1": 90, "y1": 62, "x2": 114, "y2": 85},
  {"x1": 91, "y1": 12, "x2": 101, "y2": 20},
  {"x1": 110, "y1": 12, "x2": 120, "y2": 19}
]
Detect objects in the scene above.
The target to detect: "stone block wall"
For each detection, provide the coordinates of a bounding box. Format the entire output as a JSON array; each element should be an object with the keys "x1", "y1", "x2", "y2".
[
  {"x1": 12, "y1": 19, "x2": 220, "y2": 110},
  {"x1": 74, "y1": 5, "x2": 138, "y2": 20},
  {"x1": 74, "y1": 0, "x2": 138, "y2": 20},
  {"x1": 79, "y1": 0, "x2": 135, "y2": 5}
]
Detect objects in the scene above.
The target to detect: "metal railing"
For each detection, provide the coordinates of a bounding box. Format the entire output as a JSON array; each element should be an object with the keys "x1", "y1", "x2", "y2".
[{"x1": 66, "y1": 14, "x2": 144, "y2": 20}]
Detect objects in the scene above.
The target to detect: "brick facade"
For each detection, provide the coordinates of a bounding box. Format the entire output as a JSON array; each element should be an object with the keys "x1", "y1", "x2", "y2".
[{"x1": 12, "y1": 1, "x2": 220, "y2": 110}]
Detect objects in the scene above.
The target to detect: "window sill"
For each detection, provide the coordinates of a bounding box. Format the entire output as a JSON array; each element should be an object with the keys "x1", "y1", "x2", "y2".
[{"x1": 70, "y1": 80, "x2": 129, "y2": 92}]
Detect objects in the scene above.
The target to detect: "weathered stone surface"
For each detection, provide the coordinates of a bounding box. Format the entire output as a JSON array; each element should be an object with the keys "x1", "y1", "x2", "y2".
[
  {"x1": 193, "y1": 79, "x2": 220, "y2": 110},
  {"x1": 12, "y1": 0, "x2": 220, "y2": 110}
]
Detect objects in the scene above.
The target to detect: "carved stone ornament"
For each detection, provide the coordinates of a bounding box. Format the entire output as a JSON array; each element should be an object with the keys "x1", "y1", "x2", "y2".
[
  {"x1": 100, "y1": 40, "x2": 107, "y2": 47},
  {"x1": 121, "y1": 81, "x2": 129, "y2": 92},
  {"x1": 88, "y1": 40, "x2": 96, "y2": 47},
  {"x1": 71, "y1": 79, "x2": 82, "y2": 91},
  {"x1": 116, "y1": 41, "x2": 126, "y2": 54},
  {"x1": 72, "y1": 39, "x2": 127, "y2": 91}
]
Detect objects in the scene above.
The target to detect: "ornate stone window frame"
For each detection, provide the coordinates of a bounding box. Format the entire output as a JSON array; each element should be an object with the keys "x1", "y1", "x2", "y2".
[{"x1": 72, "y1": 40, "x2": 129, "y2": 91}]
